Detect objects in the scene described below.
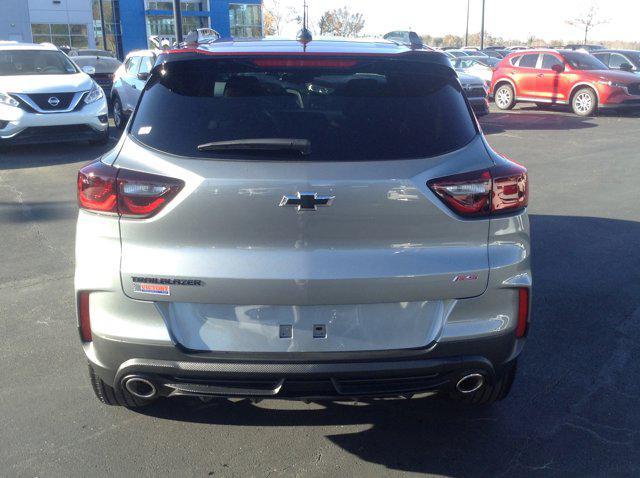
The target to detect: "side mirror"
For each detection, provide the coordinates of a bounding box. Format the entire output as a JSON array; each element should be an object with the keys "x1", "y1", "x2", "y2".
[
  {"x1": 551, "y1": 64, "x2": 565, "y2": 73},
  {"x1": 81, "y1": 65, "x2": 95, "y2": 75},
  {"x1": 137, "y1": 72, "x2": 150, "y2": 81},
  {"x1": 619, "y1": 63, "x2": 634, "y2": 72}
]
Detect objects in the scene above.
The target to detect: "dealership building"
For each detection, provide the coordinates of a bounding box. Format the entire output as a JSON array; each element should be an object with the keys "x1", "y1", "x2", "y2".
[{"x1": 0, "y1": 0, "x2": 264, "y2": 59}]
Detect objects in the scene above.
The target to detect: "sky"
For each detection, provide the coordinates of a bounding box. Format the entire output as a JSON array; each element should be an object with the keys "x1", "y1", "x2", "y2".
[{"x1": 270, "y1": 0, "x2": 640, "y2": 42}]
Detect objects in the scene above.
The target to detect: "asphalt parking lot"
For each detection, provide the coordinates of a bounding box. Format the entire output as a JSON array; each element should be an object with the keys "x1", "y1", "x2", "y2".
[{"x1": 1, "y1": 104, "x2": 639, "y2": 477}]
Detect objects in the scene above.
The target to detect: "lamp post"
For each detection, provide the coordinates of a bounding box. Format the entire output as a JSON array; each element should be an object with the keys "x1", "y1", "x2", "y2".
[
  {"x1": 98, "y1": 0, "x2": 107, "y2": 51},
  {"x1": 480, "y1": 0, "x2": 486, "y2": 49},
  {"x1": 173, "y1": 0, "x2": 183, "y2": 44},
  {"x1": 465, "y1": 0, "x2": 470, "y2": 47}
]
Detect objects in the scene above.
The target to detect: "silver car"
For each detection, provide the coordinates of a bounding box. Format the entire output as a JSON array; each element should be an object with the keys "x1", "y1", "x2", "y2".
[
  {"x1": 110, "y1": 49, "x2": 156, "y2": 130},
  {"x1": 76, "y1": 38, "x2": 531, "y2": 407}
]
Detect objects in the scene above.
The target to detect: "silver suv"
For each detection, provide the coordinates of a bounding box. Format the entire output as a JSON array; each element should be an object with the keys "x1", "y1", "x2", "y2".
[
  {"x1": 76, "y1": 38, "x2": 531, "y2": 407},
  {"x1": 110, "y1": 49, "x2": 156, "y2": 130}
]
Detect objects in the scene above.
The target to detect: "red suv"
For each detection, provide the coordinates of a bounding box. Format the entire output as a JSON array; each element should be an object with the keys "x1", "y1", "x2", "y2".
[{"x1": 490, "y1": 49, "x2": 640, "y2": 116}]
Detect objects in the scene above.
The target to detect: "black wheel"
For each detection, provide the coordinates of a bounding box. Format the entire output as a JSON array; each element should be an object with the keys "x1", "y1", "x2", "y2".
[
  {"x1": 112, "y1": 96, "x2": 126, "y2": 130},
  {"x1": 89, "y1": 127, "x2": 109, "y2": 146},
  {"x1": 88, "y1": 364, "x2": 155, "y2": 408},
  {"x1": 448, "y1": 360, "x2": 517, "y2": 405},
  {"x1": 494, "y1": 83, "x2": 516, "y2": 110},
  {"x1": 571, "y1": 87, "x2": 597, "y2": 116}
]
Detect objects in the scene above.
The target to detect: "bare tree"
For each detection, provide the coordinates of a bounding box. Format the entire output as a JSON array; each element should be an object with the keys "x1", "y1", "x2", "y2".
[
  {"x1": 318, "y1": 7, "x2": 365, "y2": 37},
  {"x1": 566, "y1": 4, "x2": 609, "y2": 44},
  {"x1": 263, "y1": 0, "x2": 284, "y2": 36}
]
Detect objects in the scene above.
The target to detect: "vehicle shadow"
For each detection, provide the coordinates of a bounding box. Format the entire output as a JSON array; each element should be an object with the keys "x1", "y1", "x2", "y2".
[
  {"x1": 0, "y1": 200, "x2": 77, "y2": 223},
  {"x1": 479, "y1": 108, "x2": 599, "y2": 135},
  {"x1": 516, "y1": 103, "x2": 640, "y2": 118},
  {"x1": 135, "y1": 214, "x2": 640, "y2": 476},
  {"x1": 0, "y1": 134, "x2": 119, "y2": 170}
]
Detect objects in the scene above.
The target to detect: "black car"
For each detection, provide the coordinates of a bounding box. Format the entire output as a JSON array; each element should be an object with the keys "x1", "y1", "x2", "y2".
[
  {"x1": 71, "y1": 54, "x2": 122, "y2": 99},
  {"x1": 564, "y1": 44, "x2": 605, "y2": 52},
  {"x1": 482, "y1": 49, "x2": 510, "y2": 59},
  {"x1": 592, "y1": 50, "x2": 640, "y2": 74}
]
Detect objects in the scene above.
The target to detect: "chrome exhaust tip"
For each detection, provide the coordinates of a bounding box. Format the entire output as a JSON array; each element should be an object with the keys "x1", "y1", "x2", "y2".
[
  {"x1": 456, "y1": 373, "x2": 485, "y2": 394},
  {"x1": 123, "y1": 376, "x2": 157, "y2": 399}
]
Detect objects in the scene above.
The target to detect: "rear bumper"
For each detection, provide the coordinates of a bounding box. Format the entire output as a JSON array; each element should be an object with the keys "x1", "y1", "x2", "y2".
[{"x1": 85, "y1": 332, "x2": 523, "y2": 399}]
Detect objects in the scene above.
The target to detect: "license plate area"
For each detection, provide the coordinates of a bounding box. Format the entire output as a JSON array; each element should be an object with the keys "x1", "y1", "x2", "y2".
[{"x1": 161, "y1": 301, "x2": 447, "y2": 353}]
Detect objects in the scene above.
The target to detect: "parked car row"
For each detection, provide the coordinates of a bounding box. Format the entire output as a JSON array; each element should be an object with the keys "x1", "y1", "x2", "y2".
[{"x1": 2, "y1": 36, "x2": 638, "y2": 150}]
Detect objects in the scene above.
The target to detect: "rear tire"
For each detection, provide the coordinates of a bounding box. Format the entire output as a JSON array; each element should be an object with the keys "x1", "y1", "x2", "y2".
[
  {"x1": 449, "y1": 360, "x2": 517, "y2": 405},
  {"x1": 494, "y1": 83, "x2": 516, "y2": 110},
  {"x1": 571, "y1": 87, "x2": 597, "y2": 116},
  {"x1": 88, "y1": 364, "x2": 155, "y2": 408},
  {"x1": 112, "y1": 96, "x2": 126, "y2": 130}
]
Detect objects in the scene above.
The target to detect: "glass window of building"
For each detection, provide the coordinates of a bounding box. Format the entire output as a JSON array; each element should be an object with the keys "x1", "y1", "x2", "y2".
[
  {"x1": 146, "y1": 1, "x2": 209, "y2": 11},
  {"x1": 229, "y1": 4, "x2": 263, "y2": 38},
  {"x1": 145, "y1": 15, "x2": 209, "y2": 37},
  {"x1": 92, "y1": 0, "x2": 123, "y2": 58},
  {"x1": 144, "y1": 0, "x2": 210, "y2": 46},
  {"x1": 31, "y1": 24, "x2": 89, "y2": 48}
]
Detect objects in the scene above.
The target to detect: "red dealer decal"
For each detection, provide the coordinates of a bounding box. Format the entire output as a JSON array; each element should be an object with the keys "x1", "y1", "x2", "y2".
[{"x1": 133, "y1": 283, "x2": 171, "y2": 296}]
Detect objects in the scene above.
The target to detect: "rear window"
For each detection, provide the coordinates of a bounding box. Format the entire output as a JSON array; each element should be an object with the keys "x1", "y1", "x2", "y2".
[{"x1": 130, "y1": 57, "x2": 477, "y2": 161}]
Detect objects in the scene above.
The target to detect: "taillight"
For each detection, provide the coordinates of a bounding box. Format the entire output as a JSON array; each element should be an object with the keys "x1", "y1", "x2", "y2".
[
  {"x1": 117, "y1": 169, "x2": 184, "y2": 218},
  {"x1": 78, "y1": 291, "x2": 92, "y2": 342},
  {"x1": 77, "y1": 161, "x2": 184, "y2": 218},
  {"x1": 516, "y1": 288, "x2": 530, "y2": 338},
  {"x1": 491, "y1": 162, "x2": 529, "y2": 214},
  {"x1": 427, "y1": 160, "x2": 528, "y2": 218},
  {"x1": 77, "y1": 161, "x2": 118, "y2": 213}
]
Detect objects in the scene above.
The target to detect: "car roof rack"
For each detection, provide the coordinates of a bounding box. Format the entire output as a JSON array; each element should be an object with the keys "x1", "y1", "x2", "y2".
[
  {"x1": 382, "y1": 31, "x2": 430, "y2": 50},
  {"x1": 179, "y1": 28, "x2": 223, "y2": 48}
]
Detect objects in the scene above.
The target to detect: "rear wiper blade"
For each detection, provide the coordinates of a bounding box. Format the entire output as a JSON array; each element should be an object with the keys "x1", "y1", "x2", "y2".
[{"x1": 197, "y1": 138, "x2": 311, "y2": 155}]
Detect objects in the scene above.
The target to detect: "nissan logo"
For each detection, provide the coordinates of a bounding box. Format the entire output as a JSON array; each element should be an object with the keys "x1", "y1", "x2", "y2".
[{"x1": 48, "y1": 96, "x2": 60, "y2": 107}]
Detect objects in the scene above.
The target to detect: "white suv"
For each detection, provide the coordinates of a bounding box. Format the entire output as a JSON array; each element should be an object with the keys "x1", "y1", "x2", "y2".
[
  {"x1": 110, "y1": 49, "x2": 157, "y2": 130},
  {"x1": 0, "y1": 42, "x2": 109, "y2": 147}
]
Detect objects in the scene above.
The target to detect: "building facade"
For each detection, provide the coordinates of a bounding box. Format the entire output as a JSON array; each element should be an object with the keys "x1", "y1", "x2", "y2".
[
  {"x1": 0, "y1": 0, "x2": 263, "y2": 59},
  {"x1": 0, "y1": 0, "x2": 96, "y2": 47}
]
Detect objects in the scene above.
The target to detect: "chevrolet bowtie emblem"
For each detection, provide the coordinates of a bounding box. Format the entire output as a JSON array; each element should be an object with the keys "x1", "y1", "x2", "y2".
[{"x1": 279, "y1": 192, "x2": 334, "y2": 211}]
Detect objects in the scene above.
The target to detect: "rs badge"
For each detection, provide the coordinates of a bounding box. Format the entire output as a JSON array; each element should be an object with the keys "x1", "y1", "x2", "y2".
[{"x1": 452, "y1": 274, "x2": 478, "y2": 282}]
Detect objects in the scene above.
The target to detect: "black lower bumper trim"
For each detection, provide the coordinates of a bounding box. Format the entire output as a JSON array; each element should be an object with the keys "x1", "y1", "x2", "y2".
[
  {"x1": 2, "y1": 125, "x2": 105, "y2": 145},
  {"x1": 116, "y1": 356, "x2": 496, "y2": 399}
]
